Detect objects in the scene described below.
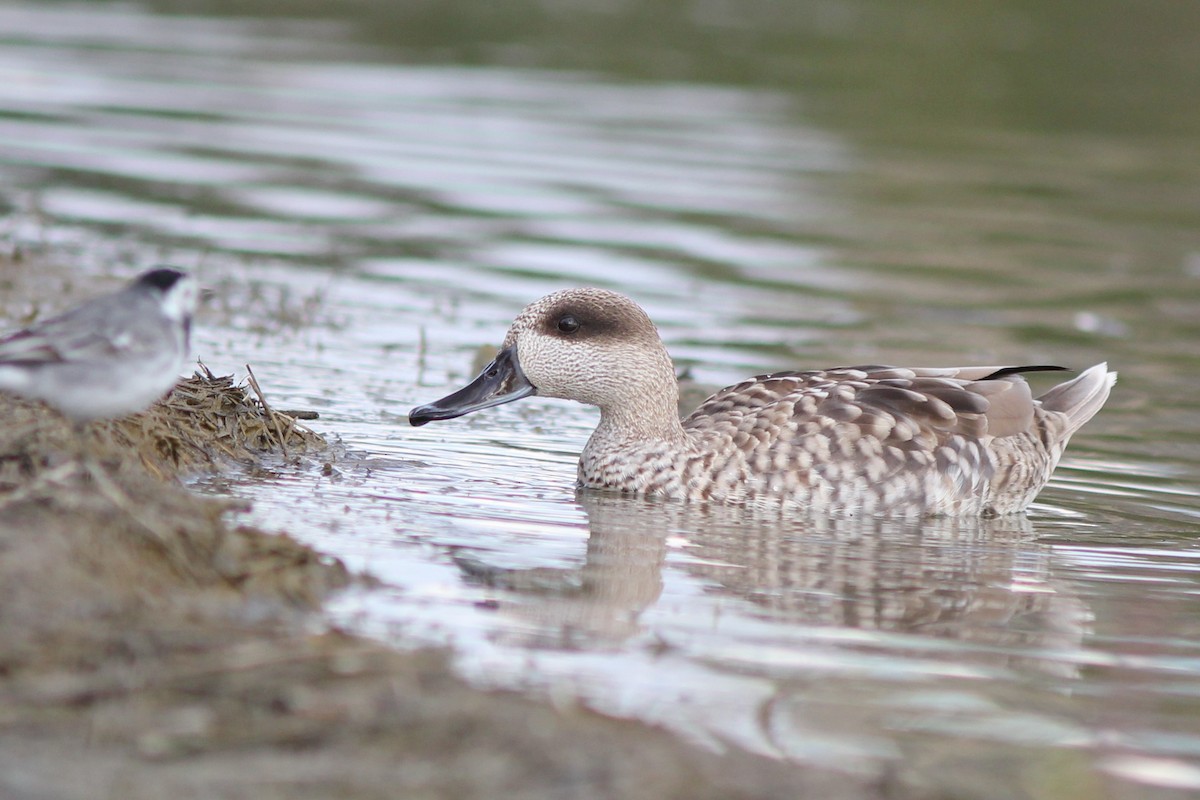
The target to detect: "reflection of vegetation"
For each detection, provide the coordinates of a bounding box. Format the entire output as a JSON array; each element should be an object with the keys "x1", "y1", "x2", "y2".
[
  {"x1": 206, "y1": 277, "x2": 338, "y2": 335},
  {"x1": 131, "y1": 0, "x2": 1200, "y2": 136}
]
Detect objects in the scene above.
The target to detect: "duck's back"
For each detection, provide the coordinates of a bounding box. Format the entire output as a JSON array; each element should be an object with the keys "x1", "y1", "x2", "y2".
[{"x1": 678, "y1": 364, "x2": 1114, "y2": 516}]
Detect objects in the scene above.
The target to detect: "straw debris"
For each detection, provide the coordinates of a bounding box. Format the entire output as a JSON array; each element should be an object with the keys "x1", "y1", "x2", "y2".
[{"x1": 0, "y1": 364, "x2": 326, "y2": 487}]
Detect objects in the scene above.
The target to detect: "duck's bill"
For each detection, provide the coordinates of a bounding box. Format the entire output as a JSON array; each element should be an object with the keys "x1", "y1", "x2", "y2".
[{"x1": 409, "y1": 347, "x2": 536, "y2": 426}]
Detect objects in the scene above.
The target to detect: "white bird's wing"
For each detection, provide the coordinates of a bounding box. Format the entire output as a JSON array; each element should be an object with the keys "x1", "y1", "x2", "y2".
[{"x1": 0, "y1": 294, "x2": 142, "y2": 365}]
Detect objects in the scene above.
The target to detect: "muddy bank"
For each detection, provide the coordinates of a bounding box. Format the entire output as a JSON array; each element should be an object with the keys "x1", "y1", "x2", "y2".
[
  {"x1": 0, "y1": 275, "x2": 880, "y2": 799},
  {"x1": 0, "y1": 397, "x2": 867, "y2": 800}
]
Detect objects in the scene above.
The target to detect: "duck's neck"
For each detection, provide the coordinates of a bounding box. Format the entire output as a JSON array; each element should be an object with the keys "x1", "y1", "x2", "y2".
[{"x1": 592, "y1": 371, "x2": 689, "y2": 448}]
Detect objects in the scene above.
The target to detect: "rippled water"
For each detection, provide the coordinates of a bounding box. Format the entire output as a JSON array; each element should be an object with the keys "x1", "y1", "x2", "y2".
[{"x1": 2, "y1": 2, "x2": 1200, "y2": 795}]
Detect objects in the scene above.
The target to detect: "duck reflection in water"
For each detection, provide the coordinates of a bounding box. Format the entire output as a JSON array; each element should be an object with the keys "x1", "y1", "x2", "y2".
[{"x1": 454, "y1": 492, "x2": 1089, "y2": 678}]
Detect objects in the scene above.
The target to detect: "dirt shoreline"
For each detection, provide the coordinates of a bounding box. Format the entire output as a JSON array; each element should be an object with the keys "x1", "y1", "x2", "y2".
[{"x1": 0, "y1": 262, "x2": 886, "y2": 799}]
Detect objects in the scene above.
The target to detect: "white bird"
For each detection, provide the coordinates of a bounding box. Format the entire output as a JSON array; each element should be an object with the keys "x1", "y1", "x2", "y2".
[{"x1": 0, "y1": 267, "x2": 198, "y2": 420}]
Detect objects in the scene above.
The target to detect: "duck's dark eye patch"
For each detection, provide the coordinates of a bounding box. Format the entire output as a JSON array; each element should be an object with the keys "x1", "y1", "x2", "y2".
[{"x1": 542, "y1": 303, "x2": 622, "y2": 339}]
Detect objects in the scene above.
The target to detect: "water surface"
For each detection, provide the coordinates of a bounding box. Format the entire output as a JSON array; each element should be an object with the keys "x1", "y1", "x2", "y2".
[{"x1": 1, "y1": 2, "x2": 1199, "y2": 796}]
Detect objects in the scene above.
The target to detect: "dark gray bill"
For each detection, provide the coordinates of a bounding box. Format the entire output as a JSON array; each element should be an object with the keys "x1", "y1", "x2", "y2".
[{"x1": 409, "y1": 347, "x2": 536, "y2": 426}]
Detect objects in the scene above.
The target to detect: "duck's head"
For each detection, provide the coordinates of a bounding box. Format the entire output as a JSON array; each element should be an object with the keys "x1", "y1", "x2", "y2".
[{"x1": 409, "y1": 288, "x2": 675, "y2": 426}]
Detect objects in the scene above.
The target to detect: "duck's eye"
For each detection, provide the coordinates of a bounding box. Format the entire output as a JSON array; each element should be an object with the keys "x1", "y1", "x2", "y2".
[{"x1": 556, "y1": 314, "x2": 580, "y2": 334}]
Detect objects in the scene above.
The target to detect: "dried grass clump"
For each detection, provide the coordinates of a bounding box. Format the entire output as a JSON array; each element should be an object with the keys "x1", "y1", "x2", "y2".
[
  {"x1": 110, "y1": 364, "x2": 325, "y2": 475},
  {"x1": 0, "y1": 364, "x2": 326, "y2": 488}
]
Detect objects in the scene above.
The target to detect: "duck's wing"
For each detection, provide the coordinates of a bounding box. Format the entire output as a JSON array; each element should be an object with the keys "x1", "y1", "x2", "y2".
[
  {"x1": 680, "y1": 364, "x2": 1112, "y2": 515},
  {"x1": 682, "y1": 365, "x2": 1066, "y2": 447}
]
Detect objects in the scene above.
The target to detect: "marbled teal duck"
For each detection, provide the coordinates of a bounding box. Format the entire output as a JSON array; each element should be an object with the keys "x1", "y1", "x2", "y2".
[{"x1": 410, "y1": 288, "x2": 1115, "y2": 517}]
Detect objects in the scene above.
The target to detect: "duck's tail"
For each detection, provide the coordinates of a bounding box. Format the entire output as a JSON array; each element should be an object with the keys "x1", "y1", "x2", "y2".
[{"x1": 1037, "y1": 362, "x2": 1117, "y2": 440}]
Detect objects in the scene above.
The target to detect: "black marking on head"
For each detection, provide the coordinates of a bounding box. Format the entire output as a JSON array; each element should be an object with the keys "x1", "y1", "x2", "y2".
[
  {"x1": 540, "y1": 296, "x2": 641, "y2": 341},
  {"x1": 137, "y1": 267, "x2": 188, "y2": 292}
]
